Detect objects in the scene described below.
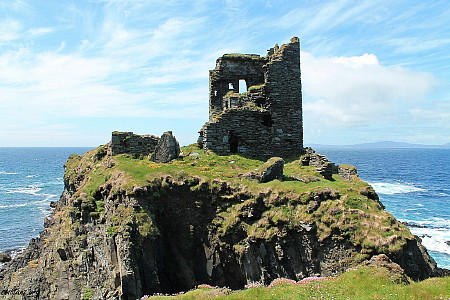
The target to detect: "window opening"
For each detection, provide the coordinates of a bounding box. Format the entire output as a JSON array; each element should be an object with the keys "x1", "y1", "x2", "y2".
[
  {"x1": 228, "y1": 83, "x2": 234, "y2": 90},
  {"x1": 262, "y1": 114, "x2": 273, "y2": 127},
  {"x1": 239, "y1": 79, "x2": 247, "y2": 93},
  {"x1": 228, "y1": 131, "x2": 239, "y2": 153}
]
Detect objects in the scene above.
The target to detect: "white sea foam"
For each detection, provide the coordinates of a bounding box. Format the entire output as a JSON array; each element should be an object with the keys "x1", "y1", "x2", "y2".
[
  {"x1": 5, "y1": 185, "x2": 42, "y2": 195},
  {"x1": 413, "y1": 229, "x2": 450, "y2": 255},
  {"x1": 401, "y1": 219, "x2": 450, "y2": 256},
  {"x1": 0, "y1": 171, "x2": 18, "y2": 175},
  {"x1": 0, "y1": 194, "x2": 57, "y2": 209},
  {"x1": 0, "y1": 203, "x2": 28, "y2": 209},
  {"x1": 26, "y1": 175, "x2": 38, "y2": 178},
  {"x1": 369, "y1": 182, "x2": 425, "y2": 195},
  {"x1": 402, "y1": 217, "x2": 450, "y2": 229}
]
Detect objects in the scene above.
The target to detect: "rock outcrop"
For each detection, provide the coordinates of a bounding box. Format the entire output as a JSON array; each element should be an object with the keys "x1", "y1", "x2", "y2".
[
  {"x1": 0, "y1": 146, "x2": 443, "y2": 299},
  {"x1": 0, "y1": 253, "x2": 11, "y2": 263},
  {"x1": 338, "y1": 164, "x2": 358, "y2": 181},
  {"x1": 151, "y1": 131, "x2": 181, "y2": 163},
  {"x1": 242, "y1": 157, "x2": 285, "y2": 183}
]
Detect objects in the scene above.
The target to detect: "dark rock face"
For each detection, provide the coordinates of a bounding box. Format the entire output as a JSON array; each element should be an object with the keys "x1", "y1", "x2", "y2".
[
  {"x1": 151, "y1": 131, "x2": 181, "y2": 163},
  {"x1": 391, "y1": 236, "x2": 440, "y2": 281}
]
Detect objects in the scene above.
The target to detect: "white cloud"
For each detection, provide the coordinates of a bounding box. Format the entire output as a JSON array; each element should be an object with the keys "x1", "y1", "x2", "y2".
[
  {"x1": 25, "y1": 27, "x2": 55, "y2": 37},
  {"x1": 302, "y1": 51, "x2": 438, "y2": 133},
  {"x1": 0, "y1": 19, "x2": 22, "y2": 41}
]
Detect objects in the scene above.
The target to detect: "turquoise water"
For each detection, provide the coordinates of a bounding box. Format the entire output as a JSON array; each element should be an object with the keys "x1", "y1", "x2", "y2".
[{"x1": 0, "y1": 147, "x2": 449, "y2": 269}]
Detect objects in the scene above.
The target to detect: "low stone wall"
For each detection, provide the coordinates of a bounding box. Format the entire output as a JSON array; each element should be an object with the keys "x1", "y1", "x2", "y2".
[
  {"x1": 338, "y1": 165, "x2": 358, "y2": 181},
  {"x1": 110, "y1": 131, "x2": 159, "y2": 156},
  {"x1": 301, "y1": 148, "x2": 334, "y2": 180},
  {"x1": 110, "y1": 131, "x2": 181, "y2": 164}
]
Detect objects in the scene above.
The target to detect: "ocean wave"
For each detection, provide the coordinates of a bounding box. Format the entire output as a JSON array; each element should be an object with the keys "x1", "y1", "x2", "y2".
[
  {"x1": 369, "y1": 182, "x2": 425, "y2": 195},
  {"x1": 0, "y1": 171, "x2": 18, "y2": 175},
  {"x1": 403, "y1": 223, "x2": 450, "y2": 255},
  {"x1": 409, "y1": 217, "x2": 450, "y2": 229},
  {"x1": 402, "y1": 217, "x2": 449, "y2": 228},
  {"x1": 416, "y1": 234, "x2": 450, "y2": 255},
  {"x1": 0, "y1": 194, "x2": 57, "y2": 209},
  {"x1": 5, "y1": 185, "x2": 43, "y2": 195}
]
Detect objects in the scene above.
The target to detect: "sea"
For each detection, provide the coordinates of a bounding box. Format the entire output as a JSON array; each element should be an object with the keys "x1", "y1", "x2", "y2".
[
  {"x1": 0, "y1": 147, "x2": 449, "y2": 269},
  {"x1": 0, "y1": 148, "x2": 90, "y2": 259}
]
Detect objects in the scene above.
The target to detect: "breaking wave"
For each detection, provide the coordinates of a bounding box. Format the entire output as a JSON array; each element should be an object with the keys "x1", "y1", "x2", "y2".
[
  {"x1": 0, "y1": 171, "x2": 18, "y2": 175},
  {"x1": 369, "y1": 182, "x2": 426, "y2": 195},
  {"x1": 401, "y1": 218, "x2": 450, "y2": 257},
  {"x1": 5, "y1": 185, "x2": 43, "y2": 195},
  {"x1": 0, "y1": 193, "x2": 57, "y2": 209}
]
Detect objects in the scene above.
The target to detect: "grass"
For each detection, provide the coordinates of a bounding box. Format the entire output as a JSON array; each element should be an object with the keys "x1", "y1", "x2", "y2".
[{"x1": 144, "y1": 267, "x2": 450, "y2": 300}]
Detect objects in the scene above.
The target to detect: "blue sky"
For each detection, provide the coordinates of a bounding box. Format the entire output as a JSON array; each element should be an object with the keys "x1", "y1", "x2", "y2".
[{"x1": 1, "y1": 0, "x2": 449, "y2": 147}]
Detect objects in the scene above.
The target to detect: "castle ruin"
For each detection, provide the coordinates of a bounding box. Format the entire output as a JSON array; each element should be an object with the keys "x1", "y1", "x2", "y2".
[{"x1": 198, "y1": 37, "x2": 303, "y2": 159}]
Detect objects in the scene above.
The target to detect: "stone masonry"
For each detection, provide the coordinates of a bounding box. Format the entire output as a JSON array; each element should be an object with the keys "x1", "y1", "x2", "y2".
[
  {"x1": 110, "y1": 131, "x2": 160, "y2": 156},
  {"x1": 198, "y1": 37, "x2": 303, "y2": 159}
]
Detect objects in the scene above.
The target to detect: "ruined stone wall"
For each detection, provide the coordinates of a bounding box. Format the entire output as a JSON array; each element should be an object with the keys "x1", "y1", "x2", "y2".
[
  {"x1": 201, "y1": 108, "x2": 273, "y2": 157},
  {"x1": 200, "y1": 37, "x2": 303, "y2": 159},
  {"x1": 209, "y1": 55, "x2": 266, "y2": 119},
  {"x1": 110, "y1": 131, "x2": 159, "y2": 156},
  {"x1": 264, "y1": 37, "x2": 303, "y2": 155}
]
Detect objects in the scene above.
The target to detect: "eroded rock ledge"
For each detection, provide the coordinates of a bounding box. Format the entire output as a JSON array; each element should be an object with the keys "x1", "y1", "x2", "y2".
[{"x1": 0, "y1": 145, "x2": 443, "y2": 299}]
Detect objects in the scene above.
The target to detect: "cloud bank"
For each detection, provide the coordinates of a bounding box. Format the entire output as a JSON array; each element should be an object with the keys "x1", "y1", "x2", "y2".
[{"x1": 302, "y1": 51, "x2": 437, "y2": 138}]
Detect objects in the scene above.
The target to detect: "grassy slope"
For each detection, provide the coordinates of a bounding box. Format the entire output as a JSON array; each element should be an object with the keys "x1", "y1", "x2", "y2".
[{"x1": 146, "y1": 266, "x2": 450, "y2": 300}]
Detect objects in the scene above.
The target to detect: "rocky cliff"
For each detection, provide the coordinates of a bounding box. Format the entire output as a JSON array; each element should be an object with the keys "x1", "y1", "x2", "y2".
[{"x1": 0, "y1": 144, "x2": 443, "y2": 299}]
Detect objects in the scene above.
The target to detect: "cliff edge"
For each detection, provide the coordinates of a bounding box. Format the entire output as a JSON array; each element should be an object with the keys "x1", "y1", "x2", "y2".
[{"x1": 0, "y1": 144, "x2": 442, "y2": 299}]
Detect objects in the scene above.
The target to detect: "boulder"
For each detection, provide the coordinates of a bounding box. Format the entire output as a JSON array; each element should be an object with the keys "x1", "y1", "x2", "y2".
[
  {"x1": 338, "y1": 164, "x2": 358, "y2": 181},
  {"x1": 254, "y1": 157, "x2": 285, "y2": 183},
  {"x1": 151, "y1": 131, "x2": 181, "y2": 163},
  {"x1": 360, "y1": 254, "x2": 409, "y2": 284},
  {"x1": 0, "y1": 252, "x2": 11, "y2": 263}
]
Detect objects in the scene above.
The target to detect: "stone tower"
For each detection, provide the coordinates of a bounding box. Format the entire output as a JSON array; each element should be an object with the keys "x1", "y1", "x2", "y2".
[{"x1": 198, "y1": 37, "x2": 303, "y2": 159}]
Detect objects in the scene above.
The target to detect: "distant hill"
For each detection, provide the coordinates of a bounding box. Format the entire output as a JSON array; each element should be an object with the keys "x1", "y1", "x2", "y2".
[{"x1": 309, "y1": 141, "x2": 450, "y2": 149}]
